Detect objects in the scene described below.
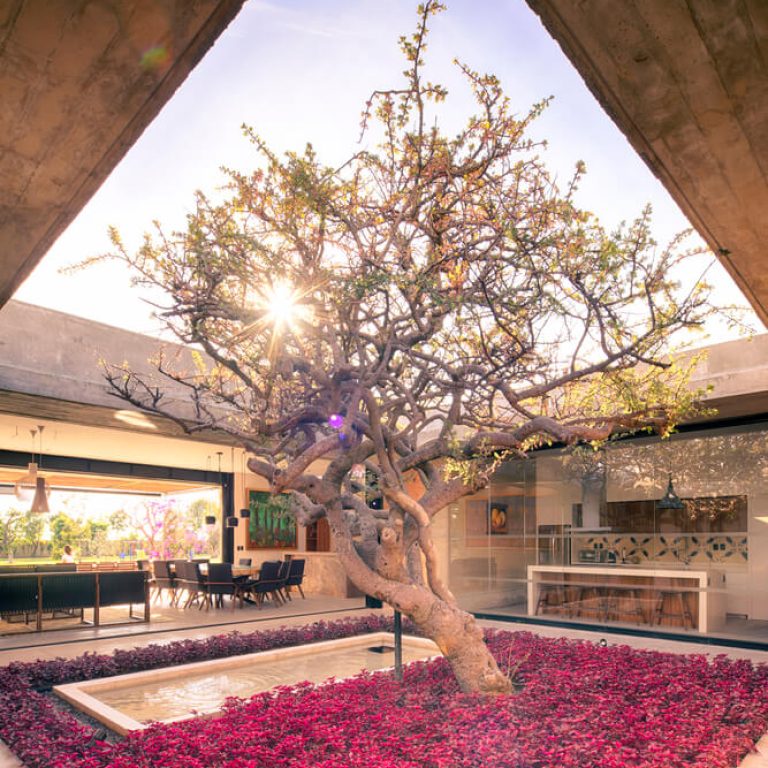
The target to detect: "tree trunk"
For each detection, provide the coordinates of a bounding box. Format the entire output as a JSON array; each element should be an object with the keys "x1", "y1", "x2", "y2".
[
  {"x1": 406, "y1": 590, "x2": 512, "y2": 695},
  {"x1": 324, "y1": 500, "x2": 511, "y2": 694}
]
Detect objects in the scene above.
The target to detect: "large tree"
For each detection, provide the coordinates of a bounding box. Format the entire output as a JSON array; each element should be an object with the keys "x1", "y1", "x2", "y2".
[{"x1": 97, "y1": 2, "x2": 717, "y2": 693}]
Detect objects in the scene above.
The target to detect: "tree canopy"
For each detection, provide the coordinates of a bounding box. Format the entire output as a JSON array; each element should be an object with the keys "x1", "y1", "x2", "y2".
[{"x1": 97, "y1": 1, "x2": 719, "y2": 693}]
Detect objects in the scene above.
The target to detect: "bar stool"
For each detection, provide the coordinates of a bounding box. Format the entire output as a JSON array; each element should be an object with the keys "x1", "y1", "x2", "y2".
[
  {"x1": 574, "y1": 584, "x2": 609, "y2": 621},
  {"x1": 603, "y1": 585, "x2": 646, "y2": 625},
  {"x1": 535, "y1": 583, "x2": 567, "y2": 615},
  {"x1": 654, "y1": 590, "x2": 695, "y2": 630}
]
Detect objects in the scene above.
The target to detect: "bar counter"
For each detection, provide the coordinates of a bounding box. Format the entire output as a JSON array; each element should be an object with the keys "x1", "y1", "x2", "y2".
[{"x1": 527, "y1": 564, "x2": 726, "y2": 633}]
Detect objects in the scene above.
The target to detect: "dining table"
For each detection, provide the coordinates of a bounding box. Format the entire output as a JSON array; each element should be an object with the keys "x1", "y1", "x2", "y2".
[{"x1": 232, "y1": 565, "x2": 261, "y2": 578}]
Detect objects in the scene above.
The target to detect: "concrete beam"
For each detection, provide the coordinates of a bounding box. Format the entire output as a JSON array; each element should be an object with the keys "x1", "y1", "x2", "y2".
[
  {"x1": 0, "y1": 0, "x2": 244, "y2": 308},
  {"x1": 0, "y1": 300, "x2": 236, "y2": 442},
  {"x1": 526, "y1": 0, "x2": 768, "y2": 326}
]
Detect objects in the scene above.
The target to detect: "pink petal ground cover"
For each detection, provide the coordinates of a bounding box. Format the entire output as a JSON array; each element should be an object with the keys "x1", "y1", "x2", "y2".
[{"x1": 2, "y1": 619, "x2": 767, "y2": 768}]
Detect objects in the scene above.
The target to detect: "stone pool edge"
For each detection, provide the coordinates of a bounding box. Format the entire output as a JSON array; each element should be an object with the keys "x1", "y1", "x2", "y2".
[{"x1": 54, "y1": 632, "x2": 438, "y2": 736}]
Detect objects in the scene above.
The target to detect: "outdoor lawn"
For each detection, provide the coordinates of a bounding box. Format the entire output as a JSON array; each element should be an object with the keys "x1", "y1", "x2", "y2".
[{"x1": 1, "y1": 616, "x2": 767, "y2": 768}]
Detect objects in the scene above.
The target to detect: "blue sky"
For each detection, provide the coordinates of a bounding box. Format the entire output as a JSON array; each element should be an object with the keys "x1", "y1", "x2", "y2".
[{"x1": 15, "y1": 0, "x2": 752, "y2": 339}]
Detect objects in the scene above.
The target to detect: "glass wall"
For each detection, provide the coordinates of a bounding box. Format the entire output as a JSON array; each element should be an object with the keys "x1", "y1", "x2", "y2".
[{"x1": 448, "y1": 422, "x2": 768, "y2": 642}]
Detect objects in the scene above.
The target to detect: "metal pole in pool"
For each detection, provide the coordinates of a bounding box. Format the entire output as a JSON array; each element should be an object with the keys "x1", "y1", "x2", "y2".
[{"x1": 394, "y1": 609, "x2": 403, "y2": 681}]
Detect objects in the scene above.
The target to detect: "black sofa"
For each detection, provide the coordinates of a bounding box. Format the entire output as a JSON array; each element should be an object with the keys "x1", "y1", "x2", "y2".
[{"x1": 0, "y1": 569, "x2": 150, "y2": 631}]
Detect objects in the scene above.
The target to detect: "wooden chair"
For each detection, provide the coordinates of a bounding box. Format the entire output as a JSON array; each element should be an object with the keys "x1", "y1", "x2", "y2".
[
  {"x1": 175, "y1": 561, "x2": 207, "y2": 609},
  {"x1": 574, "y1": 584, "x2": 610, "y2": 621},
  {"x1": 603, "y1": 585, "x2": 647, "y2": 625},
  {"x1": 535, "y1": 582, "x2": 567, "y2": 616},
  {"x1": 276, "y1": 560, "x2": 290, "y2": 602},
  {"x1": 150, "y1": 560, "x2": 177, "y2": 606}
]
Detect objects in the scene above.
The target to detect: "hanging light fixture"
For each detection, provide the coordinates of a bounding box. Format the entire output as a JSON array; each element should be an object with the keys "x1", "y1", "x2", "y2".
[
  {"x1": 215, "y1": 450, "x2": 233, "y2": 521},
  {"x1": 14, "y1": 427, "x2": 39, "y2": 502},
  {"x1": 15, "y1": 426, "x2": 50, "y2": 513},
  {"x1": 657, "y1": 473, "x2": 684, "y2": 510},
  {"x1": 238, "y1": 449, "x2": 250, "y2": 518},
  {"x1": 14, "y1": 461, "x2": 38, "y2": 503},
  {"x1": 201, "y1": 454, "x2": 217, "y2": 527},
  {"x1": 30, "y1": 476, "x2": 50, "y2": 514}
]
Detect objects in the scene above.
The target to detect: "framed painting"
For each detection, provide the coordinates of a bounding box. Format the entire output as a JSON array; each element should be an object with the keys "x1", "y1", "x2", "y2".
[
  {"x1": 245, "y1": 490, "x2": 297, "y2": 549},
  {"x1": 489, "y1": 502, "x2": 509, "y2": 535}
]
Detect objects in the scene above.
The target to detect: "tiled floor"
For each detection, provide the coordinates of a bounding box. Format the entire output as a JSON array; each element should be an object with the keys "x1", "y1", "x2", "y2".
[{"x1": 2, "y1": 606, "x2": 768, "y2": 767}]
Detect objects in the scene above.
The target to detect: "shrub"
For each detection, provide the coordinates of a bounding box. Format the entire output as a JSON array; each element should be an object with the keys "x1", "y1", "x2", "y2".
[{"x1": 2, "y1": 620, "x2": 767, "y2": 768}]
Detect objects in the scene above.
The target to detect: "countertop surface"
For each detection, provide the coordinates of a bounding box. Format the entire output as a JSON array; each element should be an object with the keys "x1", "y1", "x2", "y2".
[{"x1": 528, "y1": 564, "x2": 715, "y2": 580}]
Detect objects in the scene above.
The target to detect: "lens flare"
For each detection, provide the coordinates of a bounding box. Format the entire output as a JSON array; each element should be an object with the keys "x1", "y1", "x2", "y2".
[{"x1": 264, "y1": 282, "x2": 299, "y2": 327}]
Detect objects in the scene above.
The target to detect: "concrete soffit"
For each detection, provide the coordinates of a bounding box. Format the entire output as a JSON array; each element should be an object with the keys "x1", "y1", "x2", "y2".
[
  {"x1": 0, "y1": 0, "x2": 246, "y2": 308},
  {"x1": 525, "y1": 0, "x2": 768, "y2": 327}
]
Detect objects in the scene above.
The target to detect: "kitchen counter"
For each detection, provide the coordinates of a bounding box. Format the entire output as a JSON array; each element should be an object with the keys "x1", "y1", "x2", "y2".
[{"x1": 527, "y1": 564, "x2": 726, "y2": 633}]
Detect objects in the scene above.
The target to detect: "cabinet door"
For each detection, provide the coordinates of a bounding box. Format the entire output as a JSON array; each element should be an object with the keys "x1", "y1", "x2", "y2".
[{"x1": 307, "y1": 518, "x2": 331, "y2": 552}]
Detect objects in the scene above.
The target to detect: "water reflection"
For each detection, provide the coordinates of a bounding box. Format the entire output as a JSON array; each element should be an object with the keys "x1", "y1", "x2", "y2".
[{"x1": 95, "y1": 643, "x2": 434, "y2": 723}]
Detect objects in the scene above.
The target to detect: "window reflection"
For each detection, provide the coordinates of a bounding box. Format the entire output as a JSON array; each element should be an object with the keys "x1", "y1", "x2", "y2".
[{"x1": 447, "y1": 425, "x2": 768, "y2": 641}]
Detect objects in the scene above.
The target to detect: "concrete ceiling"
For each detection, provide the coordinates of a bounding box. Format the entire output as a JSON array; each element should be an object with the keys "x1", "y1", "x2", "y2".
[
  {"x1": 0, "y1": 388, "x2": 240, "y2": 444},
  {"x1": 0, "y1": 465, "x2": 212, "y2": 494},
  {"x1": 0, "y1": 0, "x2": 245, "y2": 309},
  {"x1": 526, "y1": 0, "x2": 768, "y2": 326}
]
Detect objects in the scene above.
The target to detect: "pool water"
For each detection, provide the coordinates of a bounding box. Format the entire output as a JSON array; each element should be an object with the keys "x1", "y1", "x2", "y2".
[
  {"x1": 98, "y1": 642, "x2": 433, "y2": 723},
  {"x1": 54, "y1": 633, "x2": 438, "y2": 734}
]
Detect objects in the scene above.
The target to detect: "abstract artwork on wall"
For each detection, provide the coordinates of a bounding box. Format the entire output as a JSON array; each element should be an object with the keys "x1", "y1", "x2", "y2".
[
  {"x1": 245, "y1": 490, "x2": 297, "y2": 549},
  {"x1": 489, "y1": 502, "x2": 509, "y2": 535}
]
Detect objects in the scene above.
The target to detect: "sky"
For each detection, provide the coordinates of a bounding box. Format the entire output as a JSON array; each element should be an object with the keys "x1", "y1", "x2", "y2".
[{"x1": 14, "y1": 0, "x2": 755, "y2": 342}]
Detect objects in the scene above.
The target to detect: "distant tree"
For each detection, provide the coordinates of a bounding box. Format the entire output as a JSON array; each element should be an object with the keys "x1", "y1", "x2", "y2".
[
  {"x1": 49, "y1": 512, "x2": 85, "y2": 559},
  {"x1": 108, "y1": 509, "x2": 132, "y2": 536},
  {"x1": 18, "y1": 509, "x2": 45, "y2": 557},
  {"x1": 187, "y1": 497, "x2": 211, "y2": 530},
  {"x1": 84, "y1": 520, "x2": 109, "y2": 559},
  {"x1": 185, "y1": 496, "x2": 221, "y2": 557},
  {"x1": 94, "y1": 2, "x2": 721, "y2": 693},
  {"x1": 132, "y1": 500, "x2": 186, "y2": 560},
  {"x1": 0, "y1": 508, "x2": 24, "y2": 559}
]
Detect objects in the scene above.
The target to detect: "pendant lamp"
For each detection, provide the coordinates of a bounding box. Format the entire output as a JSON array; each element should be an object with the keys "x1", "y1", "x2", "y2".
[
  {"x1": 657, "y1": 473, "x2": 684, "y2": 510},
  {"x1": 14, "y1": 461, "x2": 39, "y2": 503},
  {"x1": 30, "y1": 476, "x2": 50, "y2": 514},
  {"x1": 15, "y1": 426, "x2": 50, "y2": 513}
]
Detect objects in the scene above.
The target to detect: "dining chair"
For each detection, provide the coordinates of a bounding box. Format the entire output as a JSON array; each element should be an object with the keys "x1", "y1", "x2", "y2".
[
  {"x1": 244, "y1": 561, "x2": 284, "y2": 607},
  {"x1": 284, "y1": 558, "x2": 306, "y2": 599},
  {"x1": 205, "y1": 563, "x2": 239, "y2": 610},
  {"x1": 150, "y1": 560, "x2": 176, "y2": 605},
  {"x1": 175, "y1": 560, "x2": 207, "y2": 609},
  {"x1": 276, "y1": 560, "x2": 290, "y2": 602}
]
